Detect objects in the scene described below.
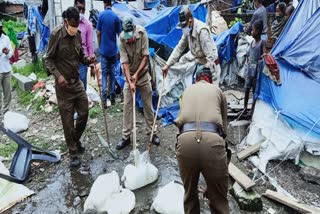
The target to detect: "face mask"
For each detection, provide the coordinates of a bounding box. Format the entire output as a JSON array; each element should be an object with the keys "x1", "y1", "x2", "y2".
[
  {"x1": 182, "y1": 26, "x2": 191, "y2": 36},
  {"x1": 65, "y1": 20, "x2": 78, "y2": 36},
  {"x1": 80, "y1": 13, "x2": 84, "y2": 21}
]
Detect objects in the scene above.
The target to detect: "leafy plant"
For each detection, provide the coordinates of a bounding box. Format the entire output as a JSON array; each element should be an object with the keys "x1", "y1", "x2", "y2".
[
  {"x1": 229, "y1": 18, "x2": 244, "y2": 28},
  {"x1": 1, "y1": 19, "x2": 26, "y2": 34},
  {"x1": 0, "y1": 140, "x2": 18, "y2": 158},
  {"x1": 89, "y1": 105, "x2": 102, "y2": 118}
]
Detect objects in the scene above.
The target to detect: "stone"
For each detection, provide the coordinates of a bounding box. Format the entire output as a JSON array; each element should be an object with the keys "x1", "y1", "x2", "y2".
[
  {"x1": 13, "y1": 59, "x2": 26, "y2": 69},
  {"x1": 227, "y1": 120, "x2": 250, "y2": 145},
  {"x1": 299, "y1": 166, "x2": 320, "y2": 185},
  {"x1": 12, "y1": 73, "x2": 35, "y2": 91},
  {"x1": 230, "y1": 182, "x2": 263, "y2": 211},
  {"x1": 73, "y1": 196, "x2": 81, "y2": 206},
  {"x1": 299, "y1": 151, "x2": 320, "y2": 170}
]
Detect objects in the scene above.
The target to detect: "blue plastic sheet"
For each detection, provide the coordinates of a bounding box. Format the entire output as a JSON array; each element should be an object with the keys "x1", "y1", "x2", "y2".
[
  {"x1": 213, "y1": 22, "x2": 244, "y2": 63},
  {"x1": 257, "y1": 0, "x2": 320, "y2": 138},
  {"x1": 145, "y1": 3, "x2": 207, "y2": 49}
]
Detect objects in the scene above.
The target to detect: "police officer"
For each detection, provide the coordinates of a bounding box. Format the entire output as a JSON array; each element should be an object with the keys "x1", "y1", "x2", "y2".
[
  {"x1": 162, "y1": 6, "x2": 221, "y2": 85},
  {"x1": 45, "y1": 7, "x2": 95, "y2": 167},
  {"x1": 175, "y1": 66, "x2": 229, "y2": 214},
  {"x1": 116, "y1": 17, "x2": 160, "y2": 150}
]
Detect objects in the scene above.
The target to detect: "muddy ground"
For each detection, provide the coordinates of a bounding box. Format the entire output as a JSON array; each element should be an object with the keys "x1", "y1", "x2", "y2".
[{"x1": 1, "y1": 90, "x2": 320, "y2": 214}]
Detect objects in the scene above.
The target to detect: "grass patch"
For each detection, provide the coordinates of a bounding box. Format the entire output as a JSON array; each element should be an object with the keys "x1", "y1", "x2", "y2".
[
  {"x1": 89, "y1": 105, "x2": 103, "y2": 118},
  {"x1": 0, "y1": 140, "x2": 18, "y2": 158},
  {"x1": 58, "y1": 143, "x2": 68, "y2": 153},
  {"x1": 28, "y1": 137, "x2": 51, "y2": 150},
  {"x1": 13, "y1": 60, "x2": 48, "y2": 80}
]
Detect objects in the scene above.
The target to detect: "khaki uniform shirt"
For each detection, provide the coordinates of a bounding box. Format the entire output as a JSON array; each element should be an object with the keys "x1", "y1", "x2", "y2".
[
  {"x1": 45, "y1": 25, "x2": 90, "y2": 81},
  {"x1": 175, "y1": 80, "x2": 228, "y2": 132},
  {"x1": 166, "y1": 18, "x2": 218, "y2": 68},
  {"x1": 119, "y1": 25, "x2": 150, "y2": 85}
]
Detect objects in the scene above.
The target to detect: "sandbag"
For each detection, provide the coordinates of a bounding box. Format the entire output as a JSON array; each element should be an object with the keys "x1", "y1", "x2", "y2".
[
  {"x1": 86, "y1": 85, "x2": 100, "y2": 103},
  {"x1": 151, "y1": 181, "x2": 185, "y2": 214},
  {"x1": 84, "y1": 171, "x2": 135, "y2": 214},
  {"x1": 122, "y1": 150, "x2": 159, "y2": 190},
  {"x1": 4, "y1": 111, "x2": 29, "y2": 133}
]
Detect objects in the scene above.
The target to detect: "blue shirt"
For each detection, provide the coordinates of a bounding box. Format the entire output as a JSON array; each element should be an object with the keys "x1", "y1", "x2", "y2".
[{"x1": 97, "y1": 7, "x2": 122, "y2": 57}]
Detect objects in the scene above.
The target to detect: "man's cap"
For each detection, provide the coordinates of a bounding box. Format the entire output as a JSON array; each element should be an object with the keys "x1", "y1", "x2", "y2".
[
  {"x1": 0, "y1": 21, "x2": 2, "y2": 27},
  {"x1": 195, "y1": 65, "x2": 212, "y2": 80},
  {"x1": 122, "y1": 17, "x2": 135, "y2": 39},
  {"x1": 177, "y1": 6, "x2": 192, "y2": 29}
]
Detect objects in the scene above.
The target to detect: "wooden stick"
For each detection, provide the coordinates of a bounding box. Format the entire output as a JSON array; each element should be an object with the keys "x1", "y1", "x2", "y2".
[
  {"x1": 264, "y1": 190, "x2": 320, "y2": 213},
  {"x1": 237, "y1": 142, "x2": 263, "y2": 160},
  {"x1": 228, "y1": 162, "x2": 255, "y2": 191},
  {"x1": 148, "y1": 77, "x2": 166, "y2": 153},
  {"x1": 132, "y1": 91, "x2": 137, "y2": 153}
]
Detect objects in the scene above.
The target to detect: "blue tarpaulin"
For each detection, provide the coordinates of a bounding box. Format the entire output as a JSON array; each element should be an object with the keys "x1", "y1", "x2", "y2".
[
  {"x1": 145, "y1": 4, "x2": 207, "y2": 49},
  {"x1": 257, "y1": 0, "x2": 320, "y2": 138}
]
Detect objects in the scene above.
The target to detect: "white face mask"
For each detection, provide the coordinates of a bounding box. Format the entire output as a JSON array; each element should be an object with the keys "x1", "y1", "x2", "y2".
[
  {"x1": 80, "y1": 13, "x2": 84, "y2": 21},
  {"x1": 182, "y1": 26, "x2": 190, "y2": 36}
]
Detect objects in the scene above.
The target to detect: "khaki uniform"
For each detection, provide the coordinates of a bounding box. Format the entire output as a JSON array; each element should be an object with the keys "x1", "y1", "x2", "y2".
[
  {"x1": 45, "y1": 25, "x2": 90, "y2": 155},
  {"x1": 175, "y1": 80, "x2": 229, "y2": 214},
  {"x1": 119, "y1": 25, "x2": 154, "y2": 140},
  {"x1": 166, "y1": 19, "x2": 221, "y2": 84}
]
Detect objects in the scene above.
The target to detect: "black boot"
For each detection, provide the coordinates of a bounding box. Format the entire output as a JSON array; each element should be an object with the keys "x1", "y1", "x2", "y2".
[
  {"x1": 70, "y1": 155, "x2": 81, "y2": 167},
  {"x1": 116, "y1": 138, "x2": 130, "y2": 150},
  {"x1": 151, "y1": 134, "x2": 160, "y2": 146}
]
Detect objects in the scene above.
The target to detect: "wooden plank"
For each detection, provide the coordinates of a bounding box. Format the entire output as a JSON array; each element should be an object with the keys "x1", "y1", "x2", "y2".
[
  {"x1": 237, "y1": 142, "x2": 263, "y2": 160},
  {"x1": 228, "y1": 162, "x2": 255, "y2": 191},
  {"x1": 264, "y1": 190, "x2": 320, "y2": 213}
]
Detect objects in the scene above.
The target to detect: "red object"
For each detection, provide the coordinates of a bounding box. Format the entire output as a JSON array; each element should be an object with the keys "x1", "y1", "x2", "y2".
[
  {"x1": 9, "y1": 48, "x2": 19, "y2": 64},
  {"x1": 263, "y1": 54, "x2": 280, "y2": 81},
  {"x1": 32, "y1": 81, "x2": 45, "y2": 91}
]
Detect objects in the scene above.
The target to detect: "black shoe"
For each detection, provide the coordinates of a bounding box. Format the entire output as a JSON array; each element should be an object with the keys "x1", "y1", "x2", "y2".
[
  {"x1": 77, "y1": 142, "x2": 85, "y2": 154},
  {"x1": 116, "y1": 138, "x2": 130, "y2": 150},
  {"x1": 70, "y1": 156, "x2": 81, "y2": 167},
  {"x1": 111, "y1": 99, "x2": 116, "y2": 106},
  {"x1": 103, "y1": 101, "x2": 108, "y2": 109},
  {"x1": 151, "y1": 134, "x2": 160, "y2": 146}
]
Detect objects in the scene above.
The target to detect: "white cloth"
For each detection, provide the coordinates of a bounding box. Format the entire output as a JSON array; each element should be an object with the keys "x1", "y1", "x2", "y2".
[{"x1": 0, "y1": 34, "x2": 13, "y2": 73}]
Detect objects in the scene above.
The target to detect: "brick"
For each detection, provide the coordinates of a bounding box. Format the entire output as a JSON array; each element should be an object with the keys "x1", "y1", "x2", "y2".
[{"x1": 12, "y1": 73, "x2": 35, "y2": 91}]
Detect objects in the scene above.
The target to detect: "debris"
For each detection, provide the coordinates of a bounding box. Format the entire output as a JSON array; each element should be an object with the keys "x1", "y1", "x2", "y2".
[
  {"x1": 73, "y1": 196, "x2": 81, "y2": 207},
  {"x1": 50, "y1": 135, "x2": 63, "y2": 141},
  {"x1": 227, "y1": 120, "x2": 250, "y2": 145},
  {"x1": 228, "y1": 162, "x2": 255, "y2": 191},
  {"x1": 4, "y1": 111, "x2": 29, "y2": 133},
  {"x1": 230, "y1": 182, "x2": 263, "y2": 211},
  {"x1": 263, "y1": 190, "x2": 320, "y2": 213},
  {"x1": 27, "y1": 73, "x2": 37, "y2": 81},
  {"x1": 237, "y1": 142, "x2": 263, "y2": 161},
  {"x1": 84, "y1": 171, "x2": 135, "y2": 214},
  {"x1": 48, "y1": 94, "x2": 58, "y2": 105},
  {"x1": 12, "y1": 73, "x2": 35, "y2": 91},
  {"x1": 151, "y1": 181, "x2": 184, "y2": 214},
  {"x1": 267, "y1": 207, "x2": 276, "y2": 214},
  {"x1": 13, "y1": 59, "x2": 26, "y2": 68},
  {"x1": 299, "y1": 166, "x2": 320, "y2": 185},
  {"x1": 299, "y1": 151, "x2": 320, "y2": 170},
  {"x1": 44, "y1": 104, "x2": 53, "y2": 113},
  {"x1": 32, "y1": 80, "x2": 45, "y2": 91},
  {"x1": 39, "y1": 168, "x2": 44, "y2": 172}
]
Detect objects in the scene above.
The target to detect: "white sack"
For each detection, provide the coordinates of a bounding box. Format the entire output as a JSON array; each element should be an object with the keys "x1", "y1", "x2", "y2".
[
  {"x1": 151, "y1": 181, "x2": 184, "y2": 214},
  {"x1": 0, "y1": 161, "x2": 34, "y2": 213},
  {"x1": 122, "y1": 150, "x2": 159, "y2": 190},
  {"x1": 86, "y1": 85, "x2": 100, "y2": 103},
  {"x1": 84, "y1": 171, "x2": 135, "y2": 214},
  {"x1": 4, "y1": 111, "x2": 29, "y2": 133},
  {"x1": 236, "y1": 34, "x2": 254, "y2": 79}
]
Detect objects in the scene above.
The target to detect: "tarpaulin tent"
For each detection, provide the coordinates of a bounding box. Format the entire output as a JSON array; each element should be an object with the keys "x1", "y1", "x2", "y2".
[{"x1": 244, "y1": 0, "x2": 320, "y2": 172}]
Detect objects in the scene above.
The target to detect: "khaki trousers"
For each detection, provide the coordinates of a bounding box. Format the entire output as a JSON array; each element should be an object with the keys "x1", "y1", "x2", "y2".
[
  {"x1": 122, "y1": 74, "x2": 154, "y2": 140},
  {"x1": 176, "y1": 131, "x2": 229, "y2": 214},
  {"x1": 0, "y1": 72, "x2": 11, "y2": 114},
  {"x1": 56, "y1": 80, "x2": 88, "y2": 155}
]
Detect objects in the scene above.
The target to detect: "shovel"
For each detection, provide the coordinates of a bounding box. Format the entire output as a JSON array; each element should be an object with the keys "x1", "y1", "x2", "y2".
[
  {"x1": 94, "y1": 64, "x2": 119, "y2": 159},
  {"x1": 148, "y1": 77, "x2": 166, "y2": 153}
]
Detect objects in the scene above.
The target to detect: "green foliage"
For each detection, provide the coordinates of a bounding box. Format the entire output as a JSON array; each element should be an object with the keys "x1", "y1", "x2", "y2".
[
  {"x1": 229, "y1": 18, "x2": 244, "y2": 28},
  {"x1": 13, "y1": 60, "x2": 48, "y2": 80},
  {"x1": 1, "y1": 19, "x2": 26, "y2": 34},
  {"x1": 0, "y1": 140, "x2": 18, "y2": 158},
  {"x1": 89, "y1": 105, "x2": 102, "y2": 118}
]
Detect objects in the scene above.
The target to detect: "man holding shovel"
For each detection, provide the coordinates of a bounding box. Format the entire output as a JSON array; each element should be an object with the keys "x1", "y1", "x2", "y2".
[{"x1": 116, "y1": 17, "x2": 160, "y2": 150}]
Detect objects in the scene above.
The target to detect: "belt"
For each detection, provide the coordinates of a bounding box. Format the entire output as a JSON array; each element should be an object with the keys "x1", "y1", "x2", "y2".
[{"x1": 180, "y1": 122, "x2": 221, "y2": 135}]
